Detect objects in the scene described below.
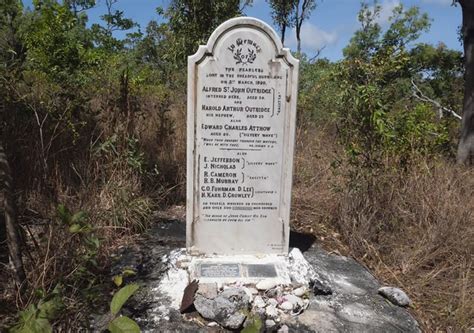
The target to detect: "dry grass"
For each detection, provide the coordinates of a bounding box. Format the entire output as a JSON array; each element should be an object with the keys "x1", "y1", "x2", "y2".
[{"x1": 291, "y1": 124, "x2": 474, "y2": 332}]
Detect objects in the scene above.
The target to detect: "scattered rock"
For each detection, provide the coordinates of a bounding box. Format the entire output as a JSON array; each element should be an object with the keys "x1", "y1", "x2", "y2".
[
  {"x1": 253, "y1": 295, "x2": 266, "y2": 308},
  {"x1": 277, "y1": 324, "x2": 289, "y2": 333},
  {"x1": 256, "y1": 280, "x2": 278, "y2": 291},
  {"x1": 279, "y1": 301, "x2": 293, "y2": 311},
  {"x1": 247, "y1": 287, "x2": 259, "y2": 295},
  {"x1": 292, "y1": 286, "x2": 307, "y2": 297},
  {"x1": 242, "y1": 287, "x2": 254, "y2": 302},
  {"x1": 194, "y1": 295, "x2": 216, "y2": 320},
  {"x1": 254, "y1": 307, "x2": 266, "y2": 317},
  {"x1": 220, "y1": 288, "x2": 250, "y2": 305},
  {"x1": 265, "y1": 319, "x2": 276, "y2": 328},
  {"x1": 378, "y1": 287, "x2": 411, "y2": 307},
  {"x1": 194, "y1": 288, "x2": 250, "y2": 329},
  {"x1": 224, "y1": 312, "x2": 247, "y2": 330},
  {"x1": 267, "y1": 298, "x2": 278, "y2": 307},
  {"x1": 288, "y1": 248, "x2": 317, "y2": 284},
  {"x1": 197, "y1": 283, "x2": 218, "y2": 299},
  {"x1": 265, "y1": 305, "x2": 278, "y2": 318},
  {"x1": 283, "y1": 294, "x2": 303, "y2": 307},
  {"x1": 309, "y1": 278, "x2": 332, "y2": 296},
  {"x1": 207, "y1": 321, "x2": 218, "y2": 327},
  {"x1": 265, "y1": 286, "x2": 282, "y2": 298}
]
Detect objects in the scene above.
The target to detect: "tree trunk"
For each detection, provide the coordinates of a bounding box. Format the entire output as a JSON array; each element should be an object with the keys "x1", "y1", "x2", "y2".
[
  {"x1": 281, "y1": 23, "x2": 286, "y2": 45},
  {"x1": 296, "y1": 0, "x2": 301, "y2": 54},
  {"x1": 296, "y1": 24, "x2": 301, "y2": 54},
  {"x1": 457, "y1": 0, "x2": 474, "y2": 164},
  {"x1": 0, "y1": 143, "x2": 27, "y2": 290}
]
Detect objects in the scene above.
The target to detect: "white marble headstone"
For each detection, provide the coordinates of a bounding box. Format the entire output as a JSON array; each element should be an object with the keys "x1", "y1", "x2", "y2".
[{"x1": 187, "y1": 17, "x2": 299, "y2": 255}]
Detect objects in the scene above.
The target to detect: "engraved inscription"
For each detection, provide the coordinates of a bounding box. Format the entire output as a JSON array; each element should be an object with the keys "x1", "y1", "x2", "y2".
[{"x1": 200, "y1": 263, "x2": 241, "y2": 278}]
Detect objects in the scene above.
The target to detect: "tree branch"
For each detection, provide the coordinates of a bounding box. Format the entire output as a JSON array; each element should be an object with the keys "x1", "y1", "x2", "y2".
[
  {"x1": 309, "y1": 45, "x2": 326, "y2": 62},
  {"x1": 411, "y1": 80, "x2": 462, "y2": 120}
]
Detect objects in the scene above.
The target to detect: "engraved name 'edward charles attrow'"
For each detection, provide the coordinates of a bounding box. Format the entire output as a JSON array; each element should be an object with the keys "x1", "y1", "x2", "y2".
[{"x1": 187, "y1": 17, "x2": 299, "y2": 255}]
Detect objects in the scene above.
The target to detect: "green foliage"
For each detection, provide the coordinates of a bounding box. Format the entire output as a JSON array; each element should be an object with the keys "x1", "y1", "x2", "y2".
[
  {"x1": 267, "y1": 0, "x2": 296, "y2": 34},
  {"x1": 9, "y1": 306, "x2": 52, "y2": 333},
  {"x1": 343, "y1": 1, "x2": 430, "y2": 60},
  {"x1": 108, "y1": 316, "x2": 140, "y2": 333},
  {"x1": 58, "y1": 204, "x2": 91, "y2": 233},
  {"x1": 327, "y1": 2, "x2": 455, "y2": 168},
  {"x1": 387, "y1": 103, "x2": 450, "y2": 157},
  {"x1": 241, "y1": 313, "x2": 263, "y2": 333},
  {"x1": 158, "y1": 0, "x2": 250, "y2": 67},
  {"x1": 90, "y1": 0, "x2": 137, "y2": 51},
  {"x1": 10, "y1": 287, "x2": 63, "y2": 333},
  {"x1": 410, "y1": 43, "x2": 463, "y2": 110},
  {"x1": 96, "y1": 284, "x2": 141, "y2": 333},
  {"x1": 126, "y1": 137, "x2": 145, "y2": 173},
  {"x1": 113, "y1": 268, "x2": 137, "y2": 287},
  {"x1": 57, "y1": 204, "x2": 101, "y2": 277},
  {"x1": 110, "y1": 284, "x2": 139, "y2": 315},
  {"x1": 297, "y1": 57, "x2": 339, "y2": 123},
  {"x1": 23, "y1": 0, "x2": 97, "y2": 83},
  {"x1": 94, "y1": 135, "x2": 145, "y2": 173}
]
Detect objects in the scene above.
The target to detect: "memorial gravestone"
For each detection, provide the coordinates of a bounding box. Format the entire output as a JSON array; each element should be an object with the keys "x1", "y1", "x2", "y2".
[{"x1": 187, "y1": 17, "x2": 299, "y2": 256}]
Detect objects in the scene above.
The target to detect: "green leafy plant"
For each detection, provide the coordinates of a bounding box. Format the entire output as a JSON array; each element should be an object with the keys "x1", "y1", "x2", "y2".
[
  {"x1": 56, "y1": 203, "x2": 101, "y2": 297},
  {"x1": 10, "y1": 287, "x2": 63, "y2": 333},
  {"x1": 107, "y1": 284, "x2": 140, "y2": 333},
  {"x1": 112, "y1": 268, "x2": 137, "y2": 287}
]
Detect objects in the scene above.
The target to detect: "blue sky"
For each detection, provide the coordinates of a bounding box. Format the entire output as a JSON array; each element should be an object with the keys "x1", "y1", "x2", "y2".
[{"x1": 23, "y1": 0, "x2": 463, "y2": 61}]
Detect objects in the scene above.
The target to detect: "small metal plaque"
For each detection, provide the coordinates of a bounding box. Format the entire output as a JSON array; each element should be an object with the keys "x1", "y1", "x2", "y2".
[
  {"x1": 247, "y1": 264, "x2": 277, "y2": 278},
  {"x1": 200, "y1": 263, "x2": 240, "y2": 278}
]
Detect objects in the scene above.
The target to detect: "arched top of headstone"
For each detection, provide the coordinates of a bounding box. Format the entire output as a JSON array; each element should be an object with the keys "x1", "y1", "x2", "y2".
[{"x1": 189, "y1": 17, "x2": 298, "y2": 68}]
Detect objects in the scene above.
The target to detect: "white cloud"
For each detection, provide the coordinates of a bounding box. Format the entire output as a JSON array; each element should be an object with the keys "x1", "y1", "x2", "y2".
[
  {"x1": 286, "y1": 23, "x2": 338, "y2": 52},
  {"x1": 421, "y1": 0, "x2": 453, "y2": 5},
  {"x1": 373, "y1": 0, "x2": 401, "y2": 26}
]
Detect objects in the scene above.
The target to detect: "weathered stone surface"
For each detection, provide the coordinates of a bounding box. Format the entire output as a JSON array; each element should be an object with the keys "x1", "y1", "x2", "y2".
[
  {"x1": 378, "y1": 287, "x2": 411, "y2": 307},
  {"x1": 265, "y1": 319, "x2": 276, "y2": 328},
  {"x1": 256, "y1": 279, "x2": 278, "y2": 291},
  {"x1": 264, "y1": 286, "x2": 283, "y2": 298},
  {"x1": 293, "y1": 286, "x2": 307, "y2": 297},
  {"x1": 253, "y1": 295, "x2": 266, "y2": 308},
  {"x1": 265, "y1": 305, "x2": 279, "y2": 318},
  {"x1": 283, "y1": 294, "x2": 303, "y2": 306},
  {"x1": 196, "y1": 283, "x2": 218, "y2": 299},
  {"x1": 277, "y1": 324, "x2": 290, "y2": 333},
  {"x1": 194, "y1": 288, "x2": 250, "y2": 330},
  {"x1": 279, "y1": 301, "x2": 293, "y2": 311},
  {"x1": 310, "y1": 278, "x2": 333, "y2": 296}
]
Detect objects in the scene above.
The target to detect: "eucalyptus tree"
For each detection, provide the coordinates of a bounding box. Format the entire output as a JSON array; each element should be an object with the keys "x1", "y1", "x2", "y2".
[
  {"x1": 267, "y1": 0, "x2": 296, "y2": 45},
  {"x1": 293, "y1": 0, "x2": 317, "y2": 54},
  {"x1": 455, "y1": 0, "x2": 474, "y2": 164}
]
